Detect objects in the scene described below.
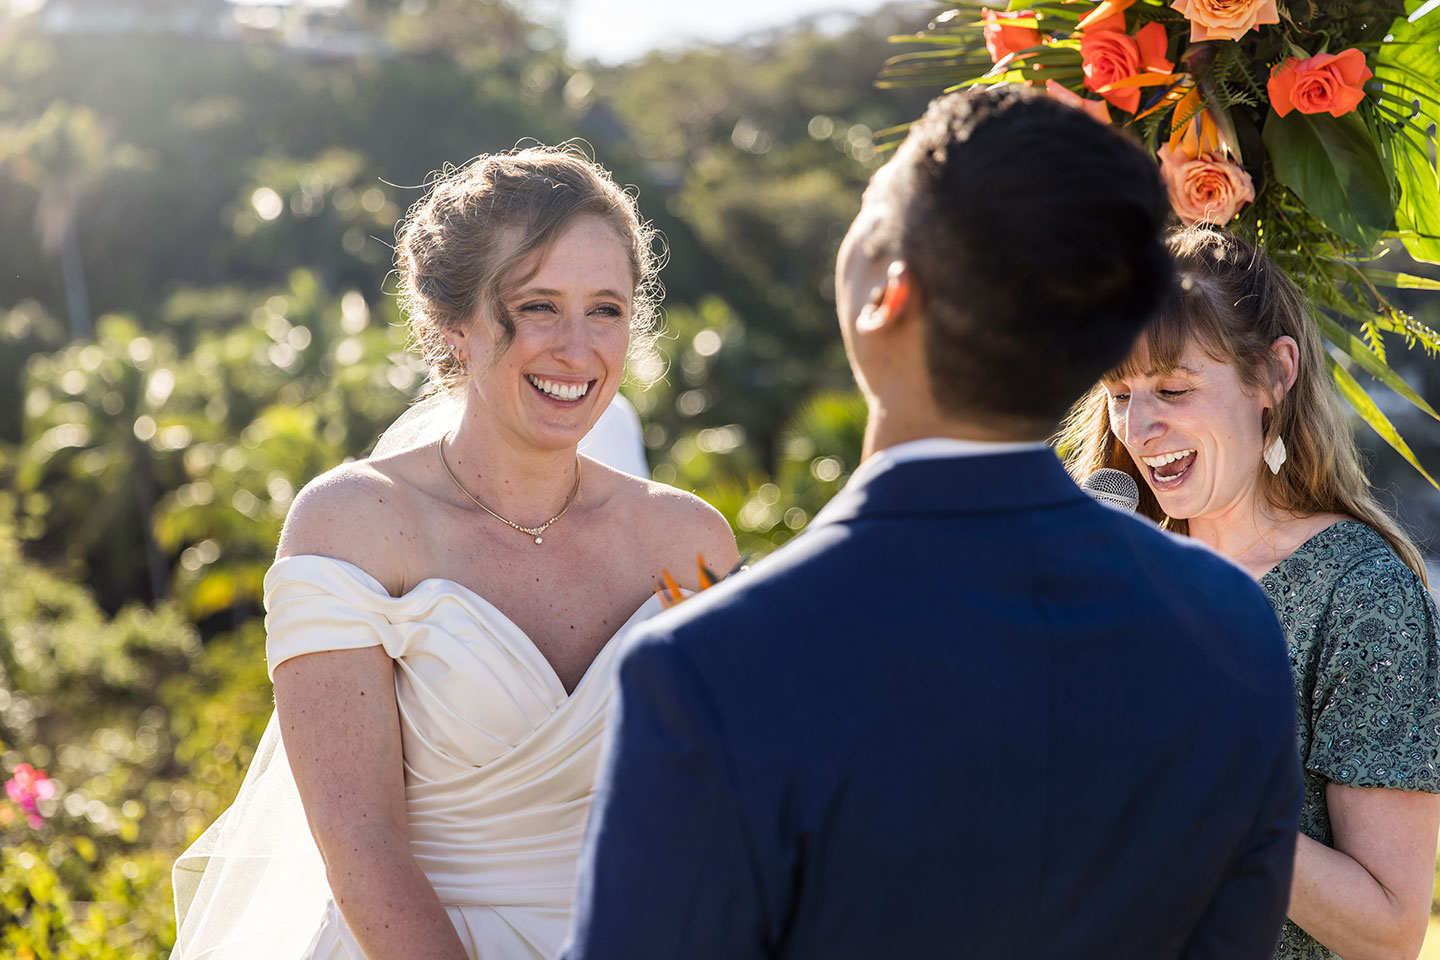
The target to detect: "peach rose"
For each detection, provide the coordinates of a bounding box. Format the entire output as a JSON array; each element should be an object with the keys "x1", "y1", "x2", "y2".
[
  {"x1": 1171, "y1": 0, "x2": 1278, "y2": 42},
  {"x1": 1081, "y1": 16, "x2": 1173, "y2": 114},
  {"x1": 1157, "y1": 144, "x2": 1255, "y2": 224},
  {"x1": 1268, "y1": 49, "x2": 1372, "y2": 117},
  {"x1": 982, "y1": 9, "x2": 1043, "y2": 65},
  {"x1": 1044, "y1": 80, "x2": 1112, "y2": 124}
]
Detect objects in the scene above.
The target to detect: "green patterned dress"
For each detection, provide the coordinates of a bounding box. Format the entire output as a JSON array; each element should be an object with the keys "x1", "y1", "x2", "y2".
[{"x1": 1258, "y1": 521, "x2": 1440, "y2": 960}]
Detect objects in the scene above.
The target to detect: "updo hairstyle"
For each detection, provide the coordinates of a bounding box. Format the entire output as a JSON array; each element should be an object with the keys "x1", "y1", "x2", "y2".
[{"x1": 395, "y1": 143, "x2": 663, "y2": 393}]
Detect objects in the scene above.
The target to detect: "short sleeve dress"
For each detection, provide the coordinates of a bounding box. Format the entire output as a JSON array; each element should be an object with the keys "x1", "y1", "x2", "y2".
[{"x1": 1258, "y1": 521, "x2": 1440, "y2": 960}]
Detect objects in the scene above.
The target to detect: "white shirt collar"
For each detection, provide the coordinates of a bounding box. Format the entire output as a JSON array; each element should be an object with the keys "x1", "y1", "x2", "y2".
[{"x1": 845, "y1": 437, "x2": 1050, "y2": 490}]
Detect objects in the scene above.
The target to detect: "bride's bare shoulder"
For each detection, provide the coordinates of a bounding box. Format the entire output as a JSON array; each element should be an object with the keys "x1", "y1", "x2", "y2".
[
  {"x1": 597, "y1": 463, "x2": 738, "y2": 579},
  {"x1": 275, "y1": 458, "x2": 420, "y2": 591}
]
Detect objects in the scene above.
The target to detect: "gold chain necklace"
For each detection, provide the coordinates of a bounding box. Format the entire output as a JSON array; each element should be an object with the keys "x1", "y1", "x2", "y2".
[
  {"x1": 437, "y1": 433, "x2": 581, "y2": 545},
  {"x1": 1227, "y1": 521, "x2": 1280, "y2": 560}
]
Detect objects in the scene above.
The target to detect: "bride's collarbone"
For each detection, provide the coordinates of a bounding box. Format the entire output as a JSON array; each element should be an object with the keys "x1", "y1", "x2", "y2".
[{"x1": 403, "y1": 517, "x2": 652, "y2": 658}]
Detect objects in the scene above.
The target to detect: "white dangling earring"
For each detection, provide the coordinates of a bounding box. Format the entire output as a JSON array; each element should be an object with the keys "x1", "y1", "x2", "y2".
[{"x1": 1263, "y1": 434, "x2": 1287, "y2": 474}]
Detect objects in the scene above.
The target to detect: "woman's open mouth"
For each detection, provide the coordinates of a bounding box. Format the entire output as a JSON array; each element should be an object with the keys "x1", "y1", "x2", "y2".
[
  {"x1": 1139, "y1": 448, "x2": 1196, "y2": 488},
  {"x1": 527, "y1": 374, "x2": 593, "y2": 404}
]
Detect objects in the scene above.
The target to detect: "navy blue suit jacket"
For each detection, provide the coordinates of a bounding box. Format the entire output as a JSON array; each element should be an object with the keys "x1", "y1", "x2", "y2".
[{"x1": 563, "y1": 450, "x2": 1302, "y2": 960}]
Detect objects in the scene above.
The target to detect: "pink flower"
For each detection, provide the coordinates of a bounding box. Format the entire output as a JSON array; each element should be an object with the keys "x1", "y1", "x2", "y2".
[
  {"x1": 1268, "y1": 49, "x2": 1373, "y2": 118},
  {"x1": 1080, "y1": 14, "x2": 1174, "y2": 114},
  {"x1": 1171, "y1": 0, "x2": 1279, "y2": 42},
  {"x1": 982, "y1": 9, "x2": 1043, "y2": 66},
  {"x1": 1044, "y1": 80, "x2": 1112, "y2": 124},
  {"x1": 1157, "y1": 144, "x2": 1255, "y2": 225},
  {"x1": 5, "y1": 763, "x2": 56, "y2": 829}
]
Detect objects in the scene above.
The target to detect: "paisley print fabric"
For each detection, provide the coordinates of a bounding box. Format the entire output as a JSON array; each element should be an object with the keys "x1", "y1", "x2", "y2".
[{"x1": 1258, "y1": 521, "x2": 1440, "y2": 960}]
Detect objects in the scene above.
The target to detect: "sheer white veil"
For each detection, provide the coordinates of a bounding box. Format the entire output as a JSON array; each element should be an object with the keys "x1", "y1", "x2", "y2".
[
  {"x1": 370, "y1": 389, "x2": 463, "y2": 458},
  {"x1": 171, "y1": 712, "x2": 330, "y2": 958}
]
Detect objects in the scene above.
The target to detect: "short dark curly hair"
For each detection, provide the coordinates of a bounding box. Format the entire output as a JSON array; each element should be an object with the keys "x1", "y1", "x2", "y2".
[{"x1": 868, "y1": 86, "x2": 1173, "y2": 429}]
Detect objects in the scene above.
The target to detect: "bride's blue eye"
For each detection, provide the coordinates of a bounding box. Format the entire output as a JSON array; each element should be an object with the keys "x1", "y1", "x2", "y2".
[{"x1": 520, "y1": 301, "x2": 556, "y2": 314}]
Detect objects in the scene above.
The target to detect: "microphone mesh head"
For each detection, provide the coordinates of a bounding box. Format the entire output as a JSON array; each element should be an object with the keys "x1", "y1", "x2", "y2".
[{"x1": 1081, "y1": 468, "x2": 1140, "y2": 514}]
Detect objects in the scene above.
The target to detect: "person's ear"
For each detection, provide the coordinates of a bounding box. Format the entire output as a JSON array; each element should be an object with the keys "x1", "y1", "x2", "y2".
[
  {"x1": 1269, "y1": 335, "x2": 1299, "y2": 396},
  {"x1": 444, "y1": 329, "x2": 467, "y2": 365},
  {"x1": 855, "y1": 261, "x2": 915, "y2": 334}
]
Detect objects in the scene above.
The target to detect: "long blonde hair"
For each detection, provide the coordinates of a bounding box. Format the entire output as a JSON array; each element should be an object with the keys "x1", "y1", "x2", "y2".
[{"x1": 1056, "y1": 226, "x2": 1428, "y2": 584}]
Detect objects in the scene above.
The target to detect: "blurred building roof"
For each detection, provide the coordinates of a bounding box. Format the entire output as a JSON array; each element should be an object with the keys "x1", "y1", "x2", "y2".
[{"x1": 31, "y1": 0, "x2": 384, "y2": 56}]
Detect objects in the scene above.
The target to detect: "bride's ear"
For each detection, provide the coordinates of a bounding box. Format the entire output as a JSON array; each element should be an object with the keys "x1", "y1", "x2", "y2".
[{"x1": 855, "y1": 261, "x2": 916, "y2": 334}]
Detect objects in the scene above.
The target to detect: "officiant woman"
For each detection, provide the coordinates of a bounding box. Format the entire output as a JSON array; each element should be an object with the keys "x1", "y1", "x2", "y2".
[{"x1": 1063, "y1": 225, "x2": 1440, "y2": 960}]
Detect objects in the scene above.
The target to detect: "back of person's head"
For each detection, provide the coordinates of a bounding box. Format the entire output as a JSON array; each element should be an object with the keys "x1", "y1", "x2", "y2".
[
  {"x1": 1060, "y1": 225, "x2": 1427, "y2": 581},
  {"x1": 868, "y1": 86, "x2": 1172, "y2": 432},
  {"x1": 395, "y1": 143, "x2": 662, "y2": 392}
]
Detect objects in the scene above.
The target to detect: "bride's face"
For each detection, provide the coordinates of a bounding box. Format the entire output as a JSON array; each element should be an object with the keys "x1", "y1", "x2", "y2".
[{"x1": 451, "y1": 215, "x2": 633, "y2": 451}]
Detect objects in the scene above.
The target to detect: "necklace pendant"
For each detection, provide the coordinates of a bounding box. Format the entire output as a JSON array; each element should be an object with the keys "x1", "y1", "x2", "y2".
[{"x1": 534, "y1": 536, "x2": 543, "y2": 545}]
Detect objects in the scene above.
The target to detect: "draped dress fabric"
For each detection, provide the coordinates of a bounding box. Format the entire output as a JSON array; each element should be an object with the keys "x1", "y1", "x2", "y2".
[{"x1": 172, "y1": 554, "x2": 663, "y2": 960}]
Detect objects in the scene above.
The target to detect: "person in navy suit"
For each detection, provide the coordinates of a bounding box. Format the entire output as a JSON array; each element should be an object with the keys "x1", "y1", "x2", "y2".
[{"x1": 561, "y1": 87, "x2": 1301, "y2": 960}]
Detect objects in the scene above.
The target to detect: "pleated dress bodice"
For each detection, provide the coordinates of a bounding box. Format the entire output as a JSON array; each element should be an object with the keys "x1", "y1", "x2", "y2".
[{"x1": 262, "y1": 554, "x2": 661, "y2": 959}]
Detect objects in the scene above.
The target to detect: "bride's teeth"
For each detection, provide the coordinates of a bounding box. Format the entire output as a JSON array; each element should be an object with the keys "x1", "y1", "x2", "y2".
[{"x1": 528, "y1": 375, "x2": 590, "y2": 401}]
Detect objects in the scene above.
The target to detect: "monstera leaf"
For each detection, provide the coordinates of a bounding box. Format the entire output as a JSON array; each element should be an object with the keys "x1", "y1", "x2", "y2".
[{"x1": 1375, "y1": 2, "x2": 1440, "y2": 263}]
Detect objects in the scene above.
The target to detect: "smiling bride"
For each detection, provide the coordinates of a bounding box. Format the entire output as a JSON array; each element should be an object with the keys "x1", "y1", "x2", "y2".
[{"x1": 171, "y1": 145, "x2": 737, "y2": 960}]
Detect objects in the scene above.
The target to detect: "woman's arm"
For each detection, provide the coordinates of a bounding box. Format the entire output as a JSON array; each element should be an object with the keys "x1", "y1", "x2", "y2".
[
  {"x1": 274, "y1": 647, "x2": 468, "y2": 959},
  {"x1": 271, "y1": 468, "x2": 468, "y2": 960},
  {"x1": 1287, "y1": 784, "x2": 1440, "y2": 960}
]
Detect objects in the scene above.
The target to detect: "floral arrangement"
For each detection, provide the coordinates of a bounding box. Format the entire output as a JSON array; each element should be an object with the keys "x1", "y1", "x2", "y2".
[{"x1": 880, "y1": 0, "x2": 1440, "y2": 486}]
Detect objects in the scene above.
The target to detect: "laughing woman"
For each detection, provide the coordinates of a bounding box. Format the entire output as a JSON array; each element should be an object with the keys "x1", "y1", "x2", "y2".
[
  {"x1": 172, "y1": 146, "x2": 737, "y2": 960},
  {"x1": 1061, "y1": 227, "x2": 1440, "y2": 960}
]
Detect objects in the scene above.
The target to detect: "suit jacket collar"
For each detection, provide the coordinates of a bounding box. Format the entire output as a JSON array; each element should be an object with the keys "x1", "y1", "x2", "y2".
[{"x1": 811, "y1": 448, "x2": 1087, "y2": 528}]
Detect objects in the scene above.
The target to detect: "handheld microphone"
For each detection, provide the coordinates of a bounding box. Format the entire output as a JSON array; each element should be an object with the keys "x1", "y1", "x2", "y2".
[{"x1": 1081, "y1": 468, "x2": 1140, "y2": 514}]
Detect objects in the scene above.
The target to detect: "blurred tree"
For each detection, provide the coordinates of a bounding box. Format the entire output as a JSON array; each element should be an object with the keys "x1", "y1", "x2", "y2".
[
  {"x1": 0, "y1": 101, "x2": 129, "y2": 339},
  {"x1": 13, "y1": 276, "x2": 419, "y2": 614},
  {"x1": 15, "y1": 315, "x2": 182, "y2": 603},
  {"x1": 594, "y1": 6, "x2": 931, "y2": 464},
  {"x1": 0, "y1": 301, "x2": 64, "y2": 444}
]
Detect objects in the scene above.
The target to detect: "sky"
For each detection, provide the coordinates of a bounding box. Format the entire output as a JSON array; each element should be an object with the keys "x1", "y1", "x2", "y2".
[{"x1": 563, "y1": 0, "x2": 898, "y2": 64}]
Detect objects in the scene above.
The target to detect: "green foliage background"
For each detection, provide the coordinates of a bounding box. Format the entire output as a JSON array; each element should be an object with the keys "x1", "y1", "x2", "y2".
[
  {"x1": 0, "y1": 2, "x2": 930, "y2": 952},
  {"x1": 0, "y1": 1, "x2": 1435, "y2": 955}
]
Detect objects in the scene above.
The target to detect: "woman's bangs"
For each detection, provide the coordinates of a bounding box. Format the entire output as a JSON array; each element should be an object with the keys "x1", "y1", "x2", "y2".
[
  {"x1": 1103, "y1": 308, "x2": 1192, "y2": 382},
  {"x1": 1102, "y1": 273, "x2": 1233, "y2": 382}
]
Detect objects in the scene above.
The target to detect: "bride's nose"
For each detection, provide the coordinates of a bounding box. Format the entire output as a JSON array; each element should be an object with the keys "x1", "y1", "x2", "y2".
[{"x1": 550, "y1": 310, "x2": 593, "y2": 363}]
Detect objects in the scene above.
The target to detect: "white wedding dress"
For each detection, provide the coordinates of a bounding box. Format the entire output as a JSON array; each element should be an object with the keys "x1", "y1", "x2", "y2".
[{"x1": 172, "y1": 553, "x2": 664, "y2": 959}]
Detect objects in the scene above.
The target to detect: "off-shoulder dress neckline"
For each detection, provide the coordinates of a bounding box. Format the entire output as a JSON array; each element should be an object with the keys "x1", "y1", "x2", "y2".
[{"x1": 267, "y1": 553, "x2": 665, "y2": 700}]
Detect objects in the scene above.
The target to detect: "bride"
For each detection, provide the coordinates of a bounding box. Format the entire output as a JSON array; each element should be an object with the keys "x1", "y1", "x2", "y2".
[{"x1": 172, "y1": 145, "x2": 738, "y2": 959}]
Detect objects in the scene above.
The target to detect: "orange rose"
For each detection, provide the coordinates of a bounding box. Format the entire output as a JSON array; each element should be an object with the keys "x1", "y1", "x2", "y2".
[
  {"x1": 1157, "y1": 144, "x2": 1255, "y2": 225},
  {"x1": 1080, "y1": 15, "x2": 1174, "y2": 114},
  {"x1": 1268, "y1": 49, "x2": 1372, "y2": 118},
  {"x1": 1043, "y1": 80, "x2": 1111, "y2": 124},
  {"x1": 1171, "y1": 0, "x2": 1278, "y2": 42},
  {"x1": 982, "y1": 9, "x2": 1043, "y2": 65}
]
